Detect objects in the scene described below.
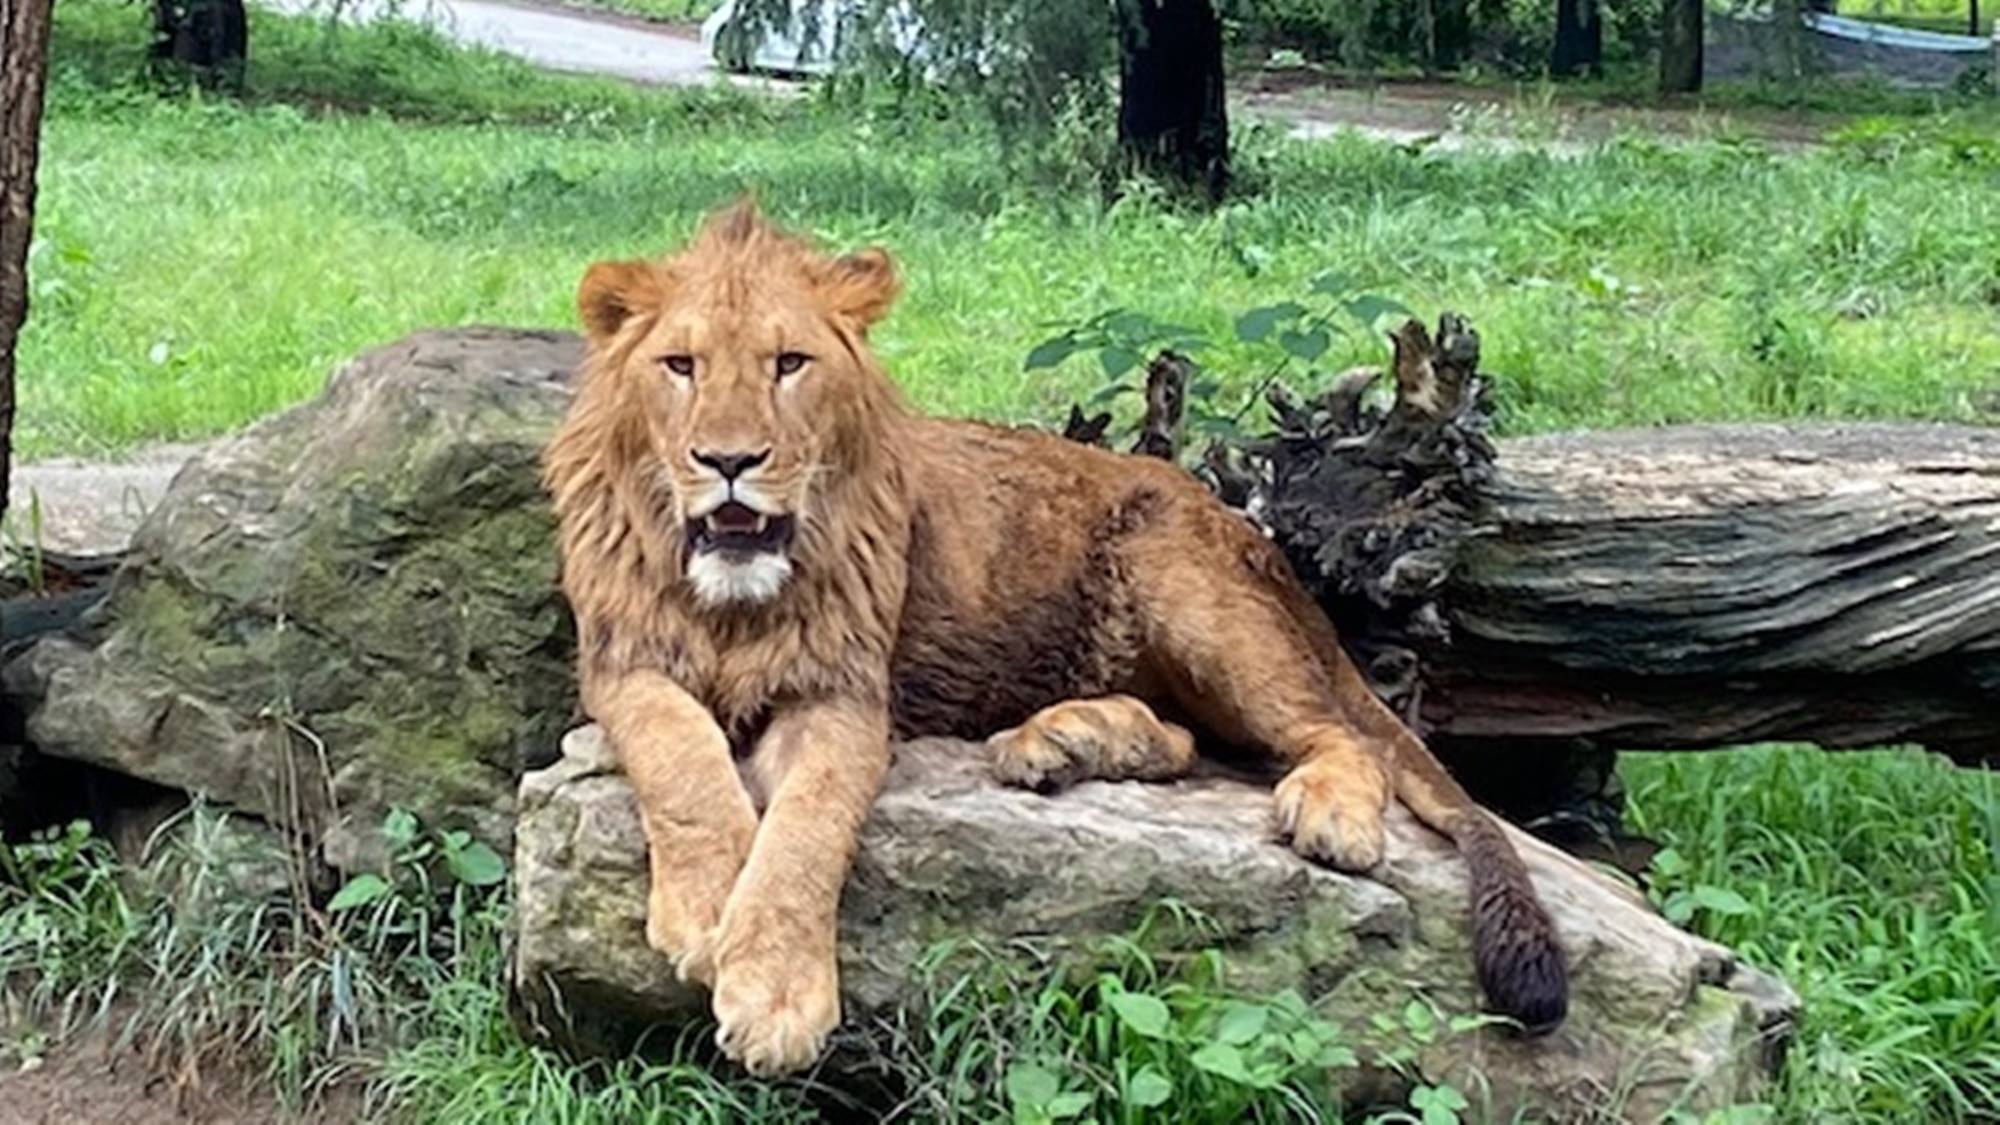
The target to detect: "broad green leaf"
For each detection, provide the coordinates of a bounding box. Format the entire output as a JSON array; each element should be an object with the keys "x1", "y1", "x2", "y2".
[
  {"x1": 1104, "y1": 309, "x2": 1152, "y2": 340},
  {"x1": 1411, "y1": 1082, "x2": 1469, "y2": 1125},
  {"x1": 328, "y1": 873, "x2": 391, "y2": 913},
  {"x1": 1279, "y1": 326, "x2": 1331, "y2": 362},
  {"x1": 1269, "y1": 988, "x2": 1308, "y2": 1017},
  {"x1": 1346, "y1": 294, "x2": 1415, "y2": 329},
  {"x1": 1234, "y1": 301, "x2": 1304, "y2": 342},
  {"x1": 1403, "y1": 999, "x2": 1439, "y2": 1042},
  {"x1": 1692, "y1": 885, "x2": 1753, "y2": 916},
  {"x1": 1310, "y1": 269, "x2": 1355, "y2": 295},
  {"x1": 1214, "y1": 1002, "x2": 1268, "y2": 1046},
  {"x1": 1317, "y1": 1043, "x2": 1360, "y2": 1069},
  {"x1": 446, "y1": 840, "x2": 508, "y2": 886},
  {"x1": 1025, "y1": 334, "x2": 1079, "y2": 371},
  {"x1": 1663, "y1": 890, "x2": 1697, "y2": 925},
  {"x1": 1100, "y1": 345, "x2": 1143, "y2": 380},
  {"x1": 1126, "y1": 1067, "x2": 1173, "y2": 1107},
  {"x1": 1006, "y1": 1063, "x2": 1060, "y2": 1110},
  {"x1": 383, "y1": 808, "x2": 420, "y2": 849},
  {"x1": 1190, "y1": 1042, "x2": 1252, "y2": 1084},
  {"x1": 1650, "y1": 847, "x2": 1687, "y2": 878},
  {"x1": 1047, "y1": 1092, "x2": 1092, "y2": 1119},
  {"x1": 1109, "y1": 991, "x2": 1172, "y2": 1039},
  {"x1": 1188, "y1": 376, "x2": 1222, "y2": 399}
]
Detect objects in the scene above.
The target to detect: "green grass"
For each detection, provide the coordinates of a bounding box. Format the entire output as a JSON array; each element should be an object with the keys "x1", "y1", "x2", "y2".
[
  {"x1": 1628, "y1": 748, "x2": 2000, "y2": 1121},
  {"x1": 22, "y1": 0, "x2": 2000, "y2": 460},
  {"x1": 548, "y1": 0, "x2": 717, "y2": 26},
  {"x1": 11, "y1": 1, "x2": 2000, "y2": 1121}
]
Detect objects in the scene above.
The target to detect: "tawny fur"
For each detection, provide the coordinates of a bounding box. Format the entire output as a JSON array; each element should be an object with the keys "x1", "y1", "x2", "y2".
[{"x1": 543, "y1": 201, "x2": 1568, "y2": 1077}]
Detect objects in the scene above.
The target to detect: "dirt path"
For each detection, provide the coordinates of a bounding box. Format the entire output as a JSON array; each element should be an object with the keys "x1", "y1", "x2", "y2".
[
  {"x1": 0, "y1": 1041, "x2": 318, "y2": 1125},
  {"x1": 252, "y1": 0, "x2": 1837, "y2": 150},
  {"x1": 6, "y1": 444, "x2": 197, "y2": 556}
]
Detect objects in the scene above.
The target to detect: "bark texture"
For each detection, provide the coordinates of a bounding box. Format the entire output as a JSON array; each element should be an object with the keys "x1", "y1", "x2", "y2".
[
  {"x1": 1, "y1": 0, "x2": 55, "y2": 533},
  {"x1": 1223, "y1": 316, "x2": 2000, "y2": 770},
  {"x1": 1117, "y1": 0, "x2": 1229, "y2": 201},
  {"x1": 1660, "y1": 0, "x2": 1704, "y2": 92},
  {"x1": 1551, "y1": 0, "x2": 1602, "y2": 77}
]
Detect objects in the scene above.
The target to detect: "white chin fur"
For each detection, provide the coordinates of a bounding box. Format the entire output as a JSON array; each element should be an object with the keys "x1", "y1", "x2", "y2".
[{"x1": 687, "y1": 551, "x2": 793, "y2": 606}]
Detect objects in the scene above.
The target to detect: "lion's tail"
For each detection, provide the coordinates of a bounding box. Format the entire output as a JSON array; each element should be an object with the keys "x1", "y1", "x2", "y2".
[{"x1": 1390, "y1": 734, "x2": 1569, "y2": 1035}]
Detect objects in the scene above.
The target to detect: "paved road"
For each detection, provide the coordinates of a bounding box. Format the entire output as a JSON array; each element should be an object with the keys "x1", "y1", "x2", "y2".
[{"x1": 260, "y1": 0, "x2": 735, "y2": 87}]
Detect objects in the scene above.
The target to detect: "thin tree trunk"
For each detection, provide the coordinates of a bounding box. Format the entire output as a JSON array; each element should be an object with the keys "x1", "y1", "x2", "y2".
[
  {"x1": 1551, "y1": 0, "x2": 1602, "y2": 77},
  {"x1": 1117, "y1": 0, "x2": 1229, "y2": 202},
  {"x1": 150, "y1": 0, "x2": 248, "y2": 89},
  {"x1": 1659, "y1": 0, "x2": 1703, "y2": 93},
  {"x1": 1430, "y1": 0, "x2": 1472, "y2": 71},
  {"x1": 2, "y1": 0, "x2": 56, "y2": 533}
]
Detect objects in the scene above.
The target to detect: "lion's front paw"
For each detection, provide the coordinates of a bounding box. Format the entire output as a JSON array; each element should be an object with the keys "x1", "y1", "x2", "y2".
[
  {"x1": 1274, "y1": 757, "x2": 1387, "y2": 872},
  {"x1": 710, "y1": 934, "x2": 840, "y2": 1077},
  {"x1": 646, "y1": 907, "x2": 720, "y2": 987}
]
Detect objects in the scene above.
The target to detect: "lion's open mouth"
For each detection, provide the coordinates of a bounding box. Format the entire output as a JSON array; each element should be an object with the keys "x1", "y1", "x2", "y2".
[{"x1": 687, "y1": 500, "x2": 796, "y2": 556}]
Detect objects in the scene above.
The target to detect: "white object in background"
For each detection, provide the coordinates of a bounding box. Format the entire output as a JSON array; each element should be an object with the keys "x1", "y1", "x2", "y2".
[
  {"x1": 701, "y1": 0, "x2": 929, "y2": 75},
  {"x1": 1801, "y1": 11, "x2": 1987, "y2": 53}
]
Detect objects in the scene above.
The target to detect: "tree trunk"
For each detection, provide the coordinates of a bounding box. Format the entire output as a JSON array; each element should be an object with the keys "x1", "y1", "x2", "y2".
[
  {"x1": 1660, "y1": 0, "x2": 1703, "y2": 93},
  {"x1": 150, "y1": 0, "x2": 248, "y2": 89},
  {"x1": 1551, "y1": 0, "x2": 1601, "y2": 77},
  {"x1": 2, "y1": 0, "x2": 55, "y2": 535},
  {"x1": 1223, "y1": 316, "x2": 2000, "y2": 771},
  {"x1": 1117, "y1": 0, "x2": 1228, "y2": 202},
  {"x1": 1427, "y1": 0, "x2": 1473, "y2": 72}
]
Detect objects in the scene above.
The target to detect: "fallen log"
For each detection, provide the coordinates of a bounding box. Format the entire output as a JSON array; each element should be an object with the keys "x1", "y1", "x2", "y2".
[{"x1": 1169, "y1": 317, "x2": 2000, "y2": 780}]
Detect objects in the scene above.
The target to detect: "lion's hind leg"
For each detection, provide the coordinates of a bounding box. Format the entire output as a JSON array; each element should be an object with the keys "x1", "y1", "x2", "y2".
[{"x1": 988, "y1": 694, "x2": 1197, "y2": 792}]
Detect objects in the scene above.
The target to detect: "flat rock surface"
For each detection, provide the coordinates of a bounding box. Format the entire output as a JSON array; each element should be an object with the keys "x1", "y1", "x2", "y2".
[
  {"x1": 513, "y1": 725, "x2": 1798, "y2": 1123},
  {"x1": 7, "y1": 443, "x2": 200, "y2": 556}
]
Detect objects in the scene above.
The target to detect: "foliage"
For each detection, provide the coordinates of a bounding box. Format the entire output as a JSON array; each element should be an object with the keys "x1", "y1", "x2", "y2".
[
  {"x1": 15, "y1": 4, "x2": 2000, "y2": 1119},
  {"x1": 0, "y1": 804, "x2": 512, "y2": 1106},
  {"x1": 1630, "y1": 747, "x2": 2000, "y2": 1121},
  {"x1": 1023, "y1": 270, "x2": 1411, "y2": 445},
  {"x1": 871, "y1": 914, "x2": 1363, "y2": 1123}
]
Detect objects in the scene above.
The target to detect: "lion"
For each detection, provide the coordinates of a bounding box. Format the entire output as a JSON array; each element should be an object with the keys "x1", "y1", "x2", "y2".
[{"x1": 542, "y1": 200, "x2": 1568, "y2": 1077}]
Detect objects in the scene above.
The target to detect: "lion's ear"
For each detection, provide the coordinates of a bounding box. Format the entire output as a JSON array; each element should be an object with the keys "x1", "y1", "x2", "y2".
[
  {"x1": 823, "y1": 248, "x2": 900, "y2": 332},
  {"x1": 577, "y1": 259, "x2": 664, "y2": 342}
]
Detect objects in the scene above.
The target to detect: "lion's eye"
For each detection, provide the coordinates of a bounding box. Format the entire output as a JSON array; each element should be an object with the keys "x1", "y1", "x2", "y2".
[
  {"x1": 660, "y1": 355, "x2": 695, "y2": 378},
  {"x1": 774, "y1": 352, "x2": 810, "y2": 379}
]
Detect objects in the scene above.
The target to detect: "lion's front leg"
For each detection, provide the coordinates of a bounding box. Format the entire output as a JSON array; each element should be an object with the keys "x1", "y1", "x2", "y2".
[
  {"x1": 588, "y1": 669, "x2": 759, "y2": 987},
  {"x1": 709, "y1": 697, "x2": 890, "y2": 1077}
]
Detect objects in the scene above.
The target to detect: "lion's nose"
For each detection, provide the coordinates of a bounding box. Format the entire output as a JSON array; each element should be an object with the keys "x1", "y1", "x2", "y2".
[{"x1": 691, "y1": 448, "x2": 771, "y2": 481}]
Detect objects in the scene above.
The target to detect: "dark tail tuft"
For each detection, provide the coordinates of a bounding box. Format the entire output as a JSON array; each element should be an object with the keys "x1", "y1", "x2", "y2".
[{"x1": 1464, "y1": 817, "x2": 1568, "y2": 1036}]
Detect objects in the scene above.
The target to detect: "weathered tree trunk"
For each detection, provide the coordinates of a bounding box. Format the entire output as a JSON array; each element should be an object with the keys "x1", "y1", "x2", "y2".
[
  {"x1": 1660, "y1": 0, "x2": 1703, "y2": 92},
  {"x1": 1117, "y1": 0, "x2": 1229, "y2": 202},
  {"x1": 1226, "y1": 317, "x2": 2000, "y2": 772},
  {"x1": 1426, "y1": 0, "x2": 1473, "y2": 71},
  {"x1": 150, "y1": 0, "x2": 247, "y2": 89},
  {"x1": 1551, "y1": 0, "x2": 1602, "y2": 77},
  {"x1": 2, "y1": 0, "x2": 55, "y2": 534}
]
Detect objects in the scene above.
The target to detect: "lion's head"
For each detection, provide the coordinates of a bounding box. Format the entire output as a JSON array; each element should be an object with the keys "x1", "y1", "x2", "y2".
[{"x1": 561, "y1": 200, "x2": 904, "y2": 609}]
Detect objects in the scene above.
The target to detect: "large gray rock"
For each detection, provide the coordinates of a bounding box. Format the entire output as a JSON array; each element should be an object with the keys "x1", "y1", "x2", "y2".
[
  {"x1": 513, "y1": 726, "x2": 1797, "y2": 1123},
  {"x1": 10, "y1": 329, "x2": 583, "y2": 866}
]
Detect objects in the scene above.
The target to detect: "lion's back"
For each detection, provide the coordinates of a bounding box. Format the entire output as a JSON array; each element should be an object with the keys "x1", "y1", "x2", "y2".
[{"x1": 886, "y1": 416, "x2": 1224, "y2": 739}]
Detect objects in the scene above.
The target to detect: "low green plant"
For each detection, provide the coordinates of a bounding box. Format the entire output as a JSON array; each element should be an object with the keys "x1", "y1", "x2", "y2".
[{"x1": 1024, "y1": 269, "x2": 1412, "y2": 446}]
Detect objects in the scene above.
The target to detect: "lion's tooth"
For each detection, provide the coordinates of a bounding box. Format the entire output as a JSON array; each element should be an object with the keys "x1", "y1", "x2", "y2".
[{"x1": 754, "y1": 514, "x2": 769, "y2": 533}]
